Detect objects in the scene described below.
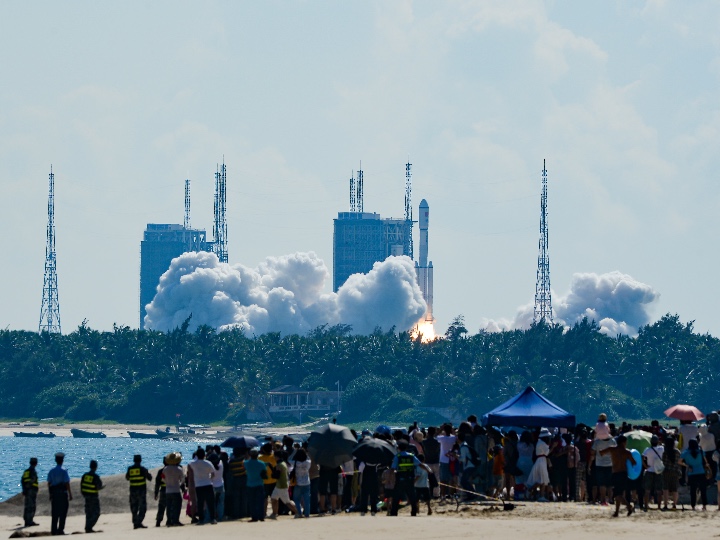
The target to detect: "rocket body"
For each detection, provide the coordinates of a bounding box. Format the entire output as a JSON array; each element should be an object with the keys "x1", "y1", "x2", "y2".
[{"x1": 415, "y1": 199, "x2": 434, "y2": 322}]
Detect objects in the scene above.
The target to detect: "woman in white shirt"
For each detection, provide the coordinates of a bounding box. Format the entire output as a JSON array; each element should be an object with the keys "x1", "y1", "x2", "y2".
[{"x1": 526, "y1": 430, "x2": 552, "y2": 502}]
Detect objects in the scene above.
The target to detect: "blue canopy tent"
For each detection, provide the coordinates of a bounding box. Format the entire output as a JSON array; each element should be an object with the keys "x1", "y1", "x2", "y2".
[{"x1": 482, "y1": 386, "x2": 575, "y2": 428}]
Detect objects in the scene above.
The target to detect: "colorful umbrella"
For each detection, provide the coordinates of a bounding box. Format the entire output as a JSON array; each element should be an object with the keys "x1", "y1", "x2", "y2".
[
  {"x1": 624, "y1": 430, "x2": 653, "y2": 452},
  {"x1": 664, "y1": 404, "x2": 705, "y2": 422}
]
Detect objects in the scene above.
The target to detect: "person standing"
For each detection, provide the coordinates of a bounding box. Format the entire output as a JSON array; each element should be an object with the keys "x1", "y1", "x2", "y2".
[
  {"x1": 642, "y1": 435, "x2": 664, "y2": 511},
  {"x1": 291, "y1": 449, "x2": 312, "y2": 518},
  {"x1": 21, "y1": 457, "x2": 39, "y2": 527},
  {"x1": 680, "y1": 439, "x2": 709, "y2": 511},
  {"x1": 125, "y1": 454, "x2": 152, "y2": 529},
  {"x1": 390, "y1": 440, "x2": 422, "y2": 516},
  {"x1": 154, "y1": 458, "x2": 167, "y2": 527},
  {"x1": 422, "y1": 427, "x2": 441, "y2": 498},
  {"x1": 258, "y1": 443, "x2": 277, "y2": 517},
  {"x1": 226, "y1": 448, "x2": 248, "y2": 519},
  {"x1": 80, "y1": 460, "x2": 103, "y2": 533},
  {"x1": 188, "y1": 448, "x2": 217, "y2": 525},
  {"x1": 244, "y1": 449, "x2": 269, "y2": 522},
  {"x1": 47, "y1": 452, "x2": 72, "y2": 536},
  {"x1": 163, "y1": 452, "x2": 186, "y2": 527}
]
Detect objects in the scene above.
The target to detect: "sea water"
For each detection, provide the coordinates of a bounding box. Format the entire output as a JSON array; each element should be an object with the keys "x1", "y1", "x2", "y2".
[{"x1": 0, "y1": 437, "x2": 217, "y2": 502}]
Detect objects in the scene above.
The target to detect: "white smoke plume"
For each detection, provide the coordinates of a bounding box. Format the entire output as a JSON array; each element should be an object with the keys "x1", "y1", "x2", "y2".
[
  {"x1": 144, "y1": 252, "x2": 427, "y2": 335},
  {"x1": 479, "y1": 271, "x2": 660, "y2": 336}
]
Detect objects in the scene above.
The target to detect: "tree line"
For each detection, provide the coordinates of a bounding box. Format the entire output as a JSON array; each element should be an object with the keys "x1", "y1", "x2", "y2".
[{"x1": 0, "y1": 314, "x2": 717, "y2": 425}]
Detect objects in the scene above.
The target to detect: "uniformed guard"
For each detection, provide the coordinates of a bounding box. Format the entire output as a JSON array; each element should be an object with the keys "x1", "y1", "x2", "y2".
[
  {"x1": 390, "y1": 440, "x2": 421, "y2": 516},
  {"x1": 154, "y1": 458, "x2": 168, "y2": 527},
  {"x1": 125, "y1": 454, "x2": 152, "y2": 529},
  {"x1": 47, "y1": 452, "x2": 72, "y2": 536},
  {"x1": 21, "y1": 457, "x2": 39, "y2": 527},
  {"x1": 80, "y1": 460, "x2": 104, "y2": 533}
]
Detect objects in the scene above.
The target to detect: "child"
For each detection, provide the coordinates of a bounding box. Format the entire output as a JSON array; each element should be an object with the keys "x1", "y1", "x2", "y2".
[
  {"x1": 447, "y1": 444, "x2": 460, "y2": 497},
  {"x1": 595, "y1": 413, "x2": 611, "y2": 440},
  {"x1": 491, "y1": 445, "x2": 505, "y2": 498},
  {"x1": 414, "y1": 455, "x2": 432, "y2": 515},
  {"x1": 381, "y1": 466, "x2": 395, "y2": 516}
]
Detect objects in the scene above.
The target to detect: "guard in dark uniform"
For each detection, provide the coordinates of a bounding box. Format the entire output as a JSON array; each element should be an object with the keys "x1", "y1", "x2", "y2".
[
  {"x1": 154, "y1": 458, "x2": 167, "y2": 527},
  {"x1": 21, "y1": 457, "x2": 39, "y2": 527},
  {"x1": 47, "y1": 452, "x2": 72, "y2": 536},
  {"x1": 390, "y1": 441, "x2": 420, "y2": 516},
  {"x1": 81, "y1": 460, "x2": 104, "y2": 533},
  {"x1": 125, "y1": 454, "x2": 152, "y2": 529}
]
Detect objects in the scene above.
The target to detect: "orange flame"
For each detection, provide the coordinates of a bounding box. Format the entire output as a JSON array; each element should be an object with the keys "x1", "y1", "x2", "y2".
[{"x1": 412, "y1": 320, "x2": 437, "y2": 342}]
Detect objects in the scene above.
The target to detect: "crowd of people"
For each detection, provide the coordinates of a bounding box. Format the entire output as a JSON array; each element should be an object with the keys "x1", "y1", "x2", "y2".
[{"x1": 18, "y1": 411, "x2": 720, "y2": 533}]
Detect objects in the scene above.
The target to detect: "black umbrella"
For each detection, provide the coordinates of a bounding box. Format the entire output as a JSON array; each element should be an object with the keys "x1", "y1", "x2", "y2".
[
  {"x1": 307, "y1": 424, "x2": 357, "y2": 468},
  {"x1": 352, "y1": 437, "x2": 397, "y2": 465},
  {"x1": 221, "y1": 435, "x2": 259, "y2": 449}
]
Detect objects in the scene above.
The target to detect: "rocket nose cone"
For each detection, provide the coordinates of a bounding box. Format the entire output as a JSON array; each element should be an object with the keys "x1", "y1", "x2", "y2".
[{"x1": 419, "y1": 199, "x2": 428, "y2": 207}]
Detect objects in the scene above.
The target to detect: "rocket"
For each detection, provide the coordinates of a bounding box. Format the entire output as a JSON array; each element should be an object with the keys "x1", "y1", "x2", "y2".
[{"x1": 415, "y1": 199, "x2": 434, "y2": 322}]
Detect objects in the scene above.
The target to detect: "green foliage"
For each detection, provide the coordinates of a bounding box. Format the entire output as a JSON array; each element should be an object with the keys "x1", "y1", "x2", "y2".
[{"x1": 1, "y1": 313, "x2": 718, "y2": 425}]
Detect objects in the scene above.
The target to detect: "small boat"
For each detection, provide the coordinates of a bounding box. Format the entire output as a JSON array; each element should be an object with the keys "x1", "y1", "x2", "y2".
[
  {"x1": 71, "y1": 428, "x2": 107, "y2": 438},
  {"x1": 14, "y1": 432, "x2": 56, "y2": 438},
  {"x1": 128, "y1": 431, "x2": 163, "y2": 439}
]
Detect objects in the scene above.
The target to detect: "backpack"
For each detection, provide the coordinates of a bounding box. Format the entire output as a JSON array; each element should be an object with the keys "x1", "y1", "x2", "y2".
[{"x1": 463, "y1": 443, "x2": 481, "y2": 467}]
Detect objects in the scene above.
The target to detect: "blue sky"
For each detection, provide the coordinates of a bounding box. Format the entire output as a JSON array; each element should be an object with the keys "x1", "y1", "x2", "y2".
[{"x1": 1, "y1": 0, "x2": 718, "y2": 335}]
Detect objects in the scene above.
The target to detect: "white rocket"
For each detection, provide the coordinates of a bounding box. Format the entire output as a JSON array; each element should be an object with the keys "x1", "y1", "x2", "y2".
[{"x1": 415, "y1": 199, "x2": 434, "y2": 322}]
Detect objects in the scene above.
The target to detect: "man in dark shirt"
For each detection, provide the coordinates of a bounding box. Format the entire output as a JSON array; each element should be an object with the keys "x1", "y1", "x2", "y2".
[
  {"x1": 47, "y1": 452, "x2": 72, "y2": 536},
  {"x1": 21, "y1": 457, "x2": 39, "y2": 527},
  {"x1": 422, "y1": 427, "x2": 441, "y2": 498}
]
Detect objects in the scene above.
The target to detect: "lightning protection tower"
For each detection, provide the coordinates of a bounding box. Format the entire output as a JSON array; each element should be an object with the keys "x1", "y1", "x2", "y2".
[
  {"x1": 184, "y1": 178, "x2": 191, "y2": 229},
  {"x1": 39, "y1": 165, "x2": 61, "y2": 333},
  {"x1": 533, "y1": 159, "x2": 553, "y2": 324},
  {"x1": 356, "y1": 162, "x2": 364, "y2": 213},
  {"x1": 349, "y1": 171, "x2": 356, "y2": 212},
  {"x1": 404, "y1": 161, "x2": 414, "y2": 259},
  {"x1": 213, "y1": 159, "x2": 228, "y2": 263}
]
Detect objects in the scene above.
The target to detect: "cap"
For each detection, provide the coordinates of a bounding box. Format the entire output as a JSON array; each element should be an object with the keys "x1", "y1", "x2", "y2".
[{"x1": 55, "y1": 452, "x2": 65, "y2": 458}]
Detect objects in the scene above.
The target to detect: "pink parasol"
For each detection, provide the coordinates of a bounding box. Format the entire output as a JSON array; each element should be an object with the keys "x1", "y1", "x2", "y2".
[{"x1": 664, "y1": 404, "x2": 705, "y2": 421}]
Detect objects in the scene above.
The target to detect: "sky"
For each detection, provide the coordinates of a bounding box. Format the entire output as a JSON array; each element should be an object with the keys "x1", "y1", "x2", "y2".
[{"x1": 1, "y1": 0, "x2": 719, "y2": 336}]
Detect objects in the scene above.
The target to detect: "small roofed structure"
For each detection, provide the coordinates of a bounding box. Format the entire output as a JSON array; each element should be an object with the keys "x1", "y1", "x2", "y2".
[
  {"x1": 482, "y1": 386, "x2": 575, "y2": 428},
  {"x1": 267, "y1": 385, "x2": 341, "y2": 416}
]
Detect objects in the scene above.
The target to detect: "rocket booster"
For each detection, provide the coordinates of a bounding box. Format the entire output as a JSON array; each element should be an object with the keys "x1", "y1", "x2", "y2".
[{"x1": 415, "y1": 199, "x2": 433, "y2": 322}]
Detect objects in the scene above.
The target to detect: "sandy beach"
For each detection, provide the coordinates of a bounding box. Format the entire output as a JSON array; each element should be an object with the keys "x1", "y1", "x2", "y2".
[{"x1": 1, "y1": 471, "x2": 718, "y2": 539}]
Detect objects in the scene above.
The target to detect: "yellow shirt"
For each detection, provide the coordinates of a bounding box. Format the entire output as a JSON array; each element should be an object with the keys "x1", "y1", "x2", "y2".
[{"x1": 258, "y1": 454, "x2": 276, "y2": 485}]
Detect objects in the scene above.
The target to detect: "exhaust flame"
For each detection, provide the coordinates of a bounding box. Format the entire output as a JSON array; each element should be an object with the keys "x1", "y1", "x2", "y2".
[{"x1": 413, "y1": 320, "x2": 437, "y2": 343}]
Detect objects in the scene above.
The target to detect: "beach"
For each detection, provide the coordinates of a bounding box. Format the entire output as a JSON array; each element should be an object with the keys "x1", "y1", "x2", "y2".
[{"x1": 1, "y1": 472, "x2": 718, "y2": 539}]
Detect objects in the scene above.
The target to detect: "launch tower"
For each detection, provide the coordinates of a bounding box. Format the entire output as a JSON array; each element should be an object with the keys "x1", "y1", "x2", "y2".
[
  {"x1": 533, "y1": 159, "x2": 553, "y2": 324},
  {"x1": 213, "y1": 159, "x2": 228, "y2": 263}
]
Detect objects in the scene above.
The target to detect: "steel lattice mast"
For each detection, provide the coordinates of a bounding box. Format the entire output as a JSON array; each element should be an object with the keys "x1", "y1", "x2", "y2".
[
  {"x1": 533, "y1": 159, "x2": 553, "y2": 324},
  {"x1": 356, "y1": 161, "x2": 364, "y2": 213},
  {"x1": 39, "y1": 165, "x2": 61, "y2": 333},
  {"x1": 184, "y1": 178, "x2": 191, "y2": 229},
  {"x1": 213, "y1": 159, "x2": 228, "y2": 263},
  {"x1": 404, "y1": 161, "x2": 413, "y2": 260}
]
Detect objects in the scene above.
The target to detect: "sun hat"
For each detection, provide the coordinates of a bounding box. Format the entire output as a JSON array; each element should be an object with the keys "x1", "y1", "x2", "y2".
[{"x1": 165, "y1": 452, "x2": 182, "y2": 466}]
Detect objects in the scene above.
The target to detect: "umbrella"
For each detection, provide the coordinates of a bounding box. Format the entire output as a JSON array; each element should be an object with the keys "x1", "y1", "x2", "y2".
[
  {"x1": 624, "y1": 430, "x2": 653, "y2": 453},
  {"x1": 664, "y1": 404, "x2": 705, "y2": 422},
  {"x1": 307, "y1": 424, "x2": 357, "y2": 468},
  {"x1": 352, "y1": 437, "x2": 397, "y2": 465},
  {"x1": 221, "y1": 435, "x2": 259, "y2": 449},
  {"x1": 375, "y1": 425, "x2": 391, "y2": 436}
]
